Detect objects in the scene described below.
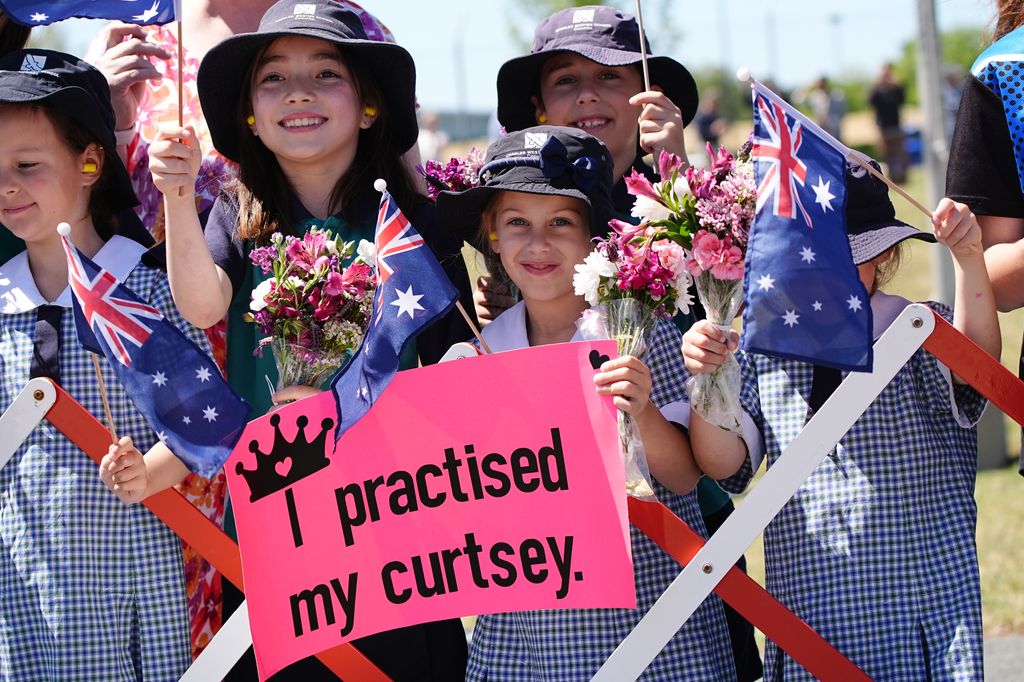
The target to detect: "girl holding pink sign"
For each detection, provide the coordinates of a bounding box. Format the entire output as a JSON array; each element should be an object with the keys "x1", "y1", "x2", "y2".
[{"x1": 436, "y1": 126, "x2": 737, "y2": 680}]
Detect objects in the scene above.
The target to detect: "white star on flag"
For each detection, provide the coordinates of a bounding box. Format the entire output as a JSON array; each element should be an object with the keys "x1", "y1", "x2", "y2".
[
  {"x1": 799, "y1": 247, "x2": 816, "y2": 264},
  {"x1": 783, "y1": 310, "x2": 800, "y2": 327},
  {"x1": 846, "y1": 295, "x2": 863, "y2": 312},
  {"x1": 182, "y1": 415, "x2": 192, "y2": 425},
  {"x1": 812, "y1": 300, "x2": 823, "y2": 311},
  {"x1": 133, "y1": 0, "x2": 161, "y2": 21},
  {"x1": 757, "y1": 274, "x2": 775, "y2": 291},
  {"x1": 195, "y1": 367, "x2": 212, "y2": 382},
  {"x1": 157, "y1": 431, "x2": 167, "y2": 442},
  {"x1": 391, "y1": 285, "x2": 425, "y2": 318},
  {"x1": 152, "y1": 371, "x2": 167, "y2": 386},
  {"x1": 812, "y1": 176, "x2": 835, "y2": 212},
  {"x1": 202, "y1": 406, "x2": 219, "y2": 423},
  {"x1": 30, "y1": 12, "x2": 48, "y2": 22}
]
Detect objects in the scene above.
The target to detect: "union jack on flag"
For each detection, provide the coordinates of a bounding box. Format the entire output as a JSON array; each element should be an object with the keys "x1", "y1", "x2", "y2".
[
  {"x1": 374, "y1": 189, "x2": 425, "y2": 323},
  {"x1": 753, "y1": 92, "x2": 811, "y2": 227},
  {"x1": 62, "y1": 236, "x2": 161, "y2": 366},
  {"x1": 60, "y1": 228, "x2": 249, "y2": 478}
]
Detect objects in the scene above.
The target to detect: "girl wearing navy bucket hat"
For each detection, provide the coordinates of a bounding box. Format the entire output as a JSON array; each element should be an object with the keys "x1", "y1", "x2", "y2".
[
  {"x1": 437, "y1": 126, "x2": 737, "y2": 680},
  {"x1": 143, "y1": 0, "x2": 472, "y2": 678},
  {"x1": 0, "y1": 49, "x2": 200, "y2": 679}
]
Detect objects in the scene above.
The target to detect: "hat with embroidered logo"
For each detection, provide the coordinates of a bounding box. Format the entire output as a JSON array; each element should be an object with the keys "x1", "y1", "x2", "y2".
[
  {"x1": 198, "y1": 0, "x2": 417, "y2": 161},
  {"x1": 845, "y1": 158, "x2": 935, "y2": 265},
  {"x1": 0, "y1": 49, "x2": 138, "y2": 213},
  {"x1": 437, "y1": 125, "x2": 614, "y2": 245},
  {"x1": 496, "y1": 5, "x2": 698, "y2": 133}
]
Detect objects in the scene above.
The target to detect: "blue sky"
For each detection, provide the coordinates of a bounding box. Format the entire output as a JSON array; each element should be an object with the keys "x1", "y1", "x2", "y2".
[{"x1": 55, "y1": 0, "x2": 990, "y2": 114}]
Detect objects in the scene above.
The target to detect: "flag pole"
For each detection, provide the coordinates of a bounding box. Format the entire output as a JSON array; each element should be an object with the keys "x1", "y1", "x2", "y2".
[
  {"x1": 634, "y1": 0, "x2": 652, "y2": 92},
  {"x1": 90, "y1": 354, "x2": 119, "y2": 443},
  {"x1": 175, "y1": 0, "x2": 187, "y2": 199},
  {"x1": 736, "y1": 68, "x2": 934, "y2": 221},
  {"x1": 455, "y1": 301, "x2": 492, "y2": 354}
]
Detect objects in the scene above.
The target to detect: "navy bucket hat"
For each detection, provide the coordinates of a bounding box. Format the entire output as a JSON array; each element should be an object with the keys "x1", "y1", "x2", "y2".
[
  {"x1": 0, "y1": 49, "x2": 138, "y2": 213},
  {"x1": 496, "y1": 5, "x2": 699, "y2": 133},
  {"x1": 198, "y1": 0, "x2": 418, "y2": 162},
  {"x1": 437, "y1": 126, "x2": 614, "y2": 245},
  {"x1": 845, "y1": 158, "x2": 935, "y2": 265}
]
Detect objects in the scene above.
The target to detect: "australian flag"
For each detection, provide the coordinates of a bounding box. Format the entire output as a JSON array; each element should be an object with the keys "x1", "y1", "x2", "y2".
[
  {"x1": 741, "y1": 81, "x2": 872, "y2": 371},
  {"x1": 60, "y1": 231, "x2": 248, "y2": 478},
  {"x1": 331, "y1": 185, "x2": 458, "y2": 442},
  {"x1": 0, "y1": 0, "x2": 176, "y2": 25}
]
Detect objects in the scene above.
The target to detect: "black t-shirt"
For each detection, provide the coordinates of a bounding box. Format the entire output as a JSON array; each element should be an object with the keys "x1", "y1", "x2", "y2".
[
  {"x1": 946, "y1": 74, "x2": 1024, "y2": 217},
  {"x1": 868, "y1": 82, "x2": 905, "y2": 129}
]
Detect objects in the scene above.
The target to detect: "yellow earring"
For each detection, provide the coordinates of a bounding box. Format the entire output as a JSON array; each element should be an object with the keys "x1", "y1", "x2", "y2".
[
  {"x1": 82, "y1": 162, "x2": 98, "y2": 173},
  {"x1": 364, "y1": 105, "x2": 378, "y2": 118},
  {"x1": 487, "y1": 230, "x2": 498, "y2": 241},
  {"x1": 246, "y1": 114, "x2": 255, "y2": 126},
  {"x1": 538, "y1": 112, "x2": 548, "y2": 124}
]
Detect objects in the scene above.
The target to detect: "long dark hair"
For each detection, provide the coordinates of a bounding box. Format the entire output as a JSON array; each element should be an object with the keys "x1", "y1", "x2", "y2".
[
  {"x1": 0, "y1": 103, "x2": 116, "y2": 239},
  {"x1": 229, "y1": 42, "x2": 420, "y2": 243},
  {"x1": 994, "y1": 0, "x2": 1024, "y2": 40}
]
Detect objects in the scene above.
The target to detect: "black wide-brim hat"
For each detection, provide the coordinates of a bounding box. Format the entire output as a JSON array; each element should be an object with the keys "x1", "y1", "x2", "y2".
[
  {"x1": 198, "y1": 0, "x2": 417, "y2": 162},
  {"x1": 845, "y1": 157, "x2": 935, "y2": 264},
  {"x1": 496, "y1": 5, "x2": 699, "y2": 133},
  {"x1": 437, "y1": 126, "x2": 614, "y2": 245},
  {"x1": 0, "y1": 49, "x2": 138, "y2": 214}
]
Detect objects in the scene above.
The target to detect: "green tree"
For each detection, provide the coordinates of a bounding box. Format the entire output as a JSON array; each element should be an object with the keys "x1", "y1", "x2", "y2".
[{"x1": 893, "y1": 26, "x2": 986, "y2": 104}]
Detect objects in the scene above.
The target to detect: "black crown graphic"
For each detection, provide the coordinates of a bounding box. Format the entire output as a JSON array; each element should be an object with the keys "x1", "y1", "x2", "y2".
[{"x1": 235, "y1": 414, "x2": 334, "y2": 502}]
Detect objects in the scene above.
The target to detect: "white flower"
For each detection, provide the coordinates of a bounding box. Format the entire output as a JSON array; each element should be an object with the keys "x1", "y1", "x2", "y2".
[
  {"x1": 666, "y1": 176, "x2": 691, "y2": 202},
  {"x1": 357, "y1": 239, "x2": 377, "y2": 264},
  {"x1": 324, "y1": 239, "x2": 339, "y2": 255},
  {"x1": 673, "y1": 271, "x2": 694, "y2": 316},
  {"x1": 573, "y1": 251, "x2": 617, "y2": 306},
  {"x1": 287, "y1": 275, "x2": 305, "y2": 288},
  {"x1": 250, "y1": 278, "x2": 274, "y2": 312},
  {"x1": 630, "y1": 194, "x2": 673, "y2": 223}
]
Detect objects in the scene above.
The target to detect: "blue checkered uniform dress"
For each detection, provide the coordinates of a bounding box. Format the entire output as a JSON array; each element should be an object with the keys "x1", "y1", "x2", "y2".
[
  {"x1": 0, "y1": 263, "x2": 192, "y2": 680},
  {"x1": 723, "y1": 302, "x2": 986, "y2": 681},
  {"x1": 467, "y1": 320, "x2": 737, "y2": 681}
]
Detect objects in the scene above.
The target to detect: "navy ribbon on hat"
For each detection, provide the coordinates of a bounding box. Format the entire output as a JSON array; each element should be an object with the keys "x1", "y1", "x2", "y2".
[{"x1": 479, "y1": 136, "x2": 598, "y2": 192}]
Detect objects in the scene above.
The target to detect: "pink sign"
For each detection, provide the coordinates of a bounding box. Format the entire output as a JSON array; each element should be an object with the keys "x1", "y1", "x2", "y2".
[{"x1": 226, "y1": 340, "x2": 635, "y2": 679}]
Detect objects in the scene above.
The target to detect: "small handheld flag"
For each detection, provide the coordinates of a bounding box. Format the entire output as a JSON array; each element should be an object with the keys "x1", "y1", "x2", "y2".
[
  {"x1": 59, "y1": 224, "x2": 248, "y2": 477},
  {"x1": 0, "y1": 0, "x2": 176, "y2": 25},
  {"x1": 741, "y1": 80, "x2": 873, "y2": 372},
  {"x1": 330, "y1": 180, "x2": 458, "y2": 442}
]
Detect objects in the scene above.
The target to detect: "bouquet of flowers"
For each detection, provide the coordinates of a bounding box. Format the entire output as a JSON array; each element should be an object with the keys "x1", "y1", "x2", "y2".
[
  {"x1": 623, "y1": 142, "x2": 756, "y2": 433},
  {"x1": 572, "y1": 201, "x2": 695, "y2": 500},
  {"x1": 418, "y1": 147, "x2": 486, "y2": 200},
  {"x1": 246, "y1": 229, "x2": 376, "y2": 389}
]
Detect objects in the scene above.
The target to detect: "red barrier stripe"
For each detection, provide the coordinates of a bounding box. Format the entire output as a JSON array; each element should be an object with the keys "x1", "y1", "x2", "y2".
[
  {"x1": 923, "y1": 309, "x2": 1024, "y2": 426},
  {"x1": 628, "y1": 498, "x2": 871, "y2": 681},
  {"x1": 43, "y1": 381, "x2": 389, "y2": 682}
]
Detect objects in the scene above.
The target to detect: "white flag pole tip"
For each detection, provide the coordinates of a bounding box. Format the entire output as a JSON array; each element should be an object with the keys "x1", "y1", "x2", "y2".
[
  {"x1": 56, "y1": 222, "x2": 71, "y2": 237},
  {"x1": 373, "y1": 178, "x2": 387, "y2": 193},
  {"x1": 735, "y1": 67, "x2": 752, "y2": 83}
]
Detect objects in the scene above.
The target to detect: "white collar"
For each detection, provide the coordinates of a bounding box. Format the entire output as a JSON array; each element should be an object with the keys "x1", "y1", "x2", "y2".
[
  {"x1": 870, "y1": 289, "x2": 913, "y2": 340},
  {"x1": 0, "y1": 236, "x2": 148, "y2": 314},
  {"x1": 481, "y1": 300, "x2": 588, "y2": 352}
]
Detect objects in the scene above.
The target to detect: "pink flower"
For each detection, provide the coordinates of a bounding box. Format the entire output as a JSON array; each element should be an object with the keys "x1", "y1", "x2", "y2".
[
  {"x1": 623, "y1": 167, "x2": 661, "y2": 202},
  {"x1": 710, "y1": 242, "x2": 744, "y2": 280},
  {"x1": 657, "y1": 150, "x2": 685, "y2": 181},
  {"x1": 652, "y1": 240, "x2": 685, "y2": 276}
]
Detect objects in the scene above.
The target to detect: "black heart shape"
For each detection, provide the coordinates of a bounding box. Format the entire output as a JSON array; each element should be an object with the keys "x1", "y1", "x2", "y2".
[{"x1": 589, "y1": 349, "x2": 610, "y2": 370}]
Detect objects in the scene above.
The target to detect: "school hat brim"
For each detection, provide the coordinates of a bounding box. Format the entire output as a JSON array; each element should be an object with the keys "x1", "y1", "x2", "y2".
[
  {"x1": 198, "y1": 32, "x2": 417, "y2": 162},
  {"x1": 0, "y1": 51, "x2": 138, "y2": 213},
  {"x1": 848, "y1": 219, "x2": 936, "y2": 265},
  {"x1": 496, "y1": 48, "x2": 699, "y2": 133}
]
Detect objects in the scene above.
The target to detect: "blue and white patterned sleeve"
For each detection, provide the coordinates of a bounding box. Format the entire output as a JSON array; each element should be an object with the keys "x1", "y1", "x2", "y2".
[
  {"x1": 717, "y1": 350, "x2": 765, "y2": 494},
  {"x1": 645, "y1": 320, "x2": 690, "y2": 426}
]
